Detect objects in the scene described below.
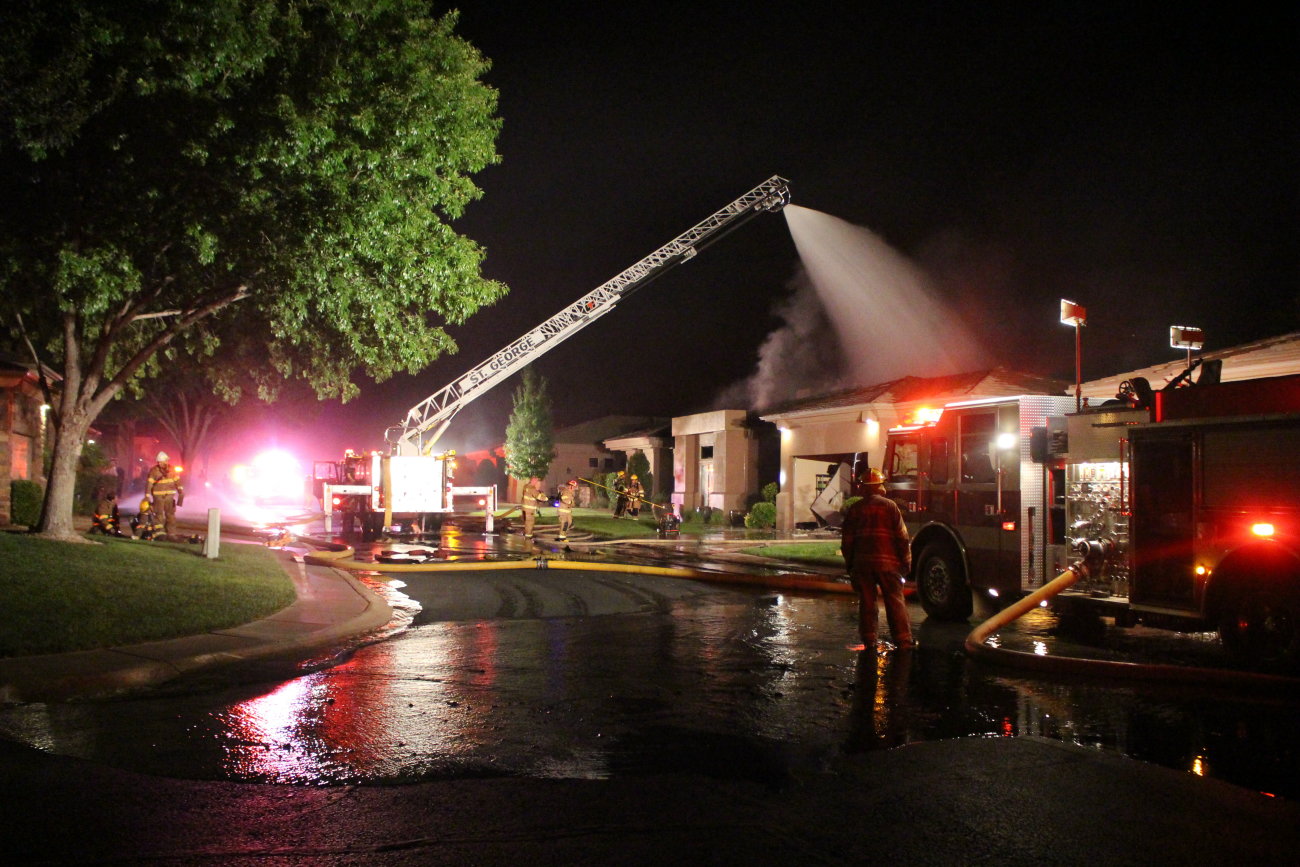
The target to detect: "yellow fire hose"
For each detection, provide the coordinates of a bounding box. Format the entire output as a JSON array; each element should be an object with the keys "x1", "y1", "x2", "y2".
[{"x1": 965, "y1": 565, "x2": 1297, "y2": 689}]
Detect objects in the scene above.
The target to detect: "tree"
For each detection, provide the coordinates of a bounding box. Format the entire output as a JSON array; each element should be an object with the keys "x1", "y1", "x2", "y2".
[
  {"x1": 503, "y1": 367, "x2": 554, "y2": 482},
  {"x1": 627, "y1": 450, "x2": 653, "y2": 501},
  {"x1": 0, "y1": 1, "x2": 505, "y2": 539}
]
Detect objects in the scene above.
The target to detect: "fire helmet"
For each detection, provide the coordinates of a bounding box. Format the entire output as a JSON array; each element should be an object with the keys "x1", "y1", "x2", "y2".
[
  {"x1": 861, "y1": 467, "x2": 886, "y2": 486},
  {"x1": 156, "y1": 451, "x2": 169, "y2": 462},
  {"x1": 139, "y1": 498, "x2": 151, "y2": 512}
]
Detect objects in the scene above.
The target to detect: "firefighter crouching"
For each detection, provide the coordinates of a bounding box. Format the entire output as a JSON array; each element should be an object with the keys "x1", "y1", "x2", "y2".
[
  {"x1": 90, "y1": 492, "x2": 125, "y2": 536},
  {"x1": 145, "y1": 451, "x2": 184, "y2": 540},
  {"x1": 131, "y1": 498, "x2": 158, "y2": 541}
]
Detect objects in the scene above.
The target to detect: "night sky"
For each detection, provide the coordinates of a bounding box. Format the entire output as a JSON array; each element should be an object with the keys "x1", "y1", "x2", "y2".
[{"x1": 307, "y1": 3, "x2": 1295, "y2": 458}]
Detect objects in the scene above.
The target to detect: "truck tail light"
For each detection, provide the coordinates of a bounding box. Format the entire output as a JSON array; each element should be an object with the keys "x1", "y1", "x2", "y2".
[
  {"x1": 1001, "y1": 520, "x2": 1016, "y2": 531},
  {"x1": 332, "y1": 496, "x2": 343, "y2": 507},
  {"x1": 1251, "y1": 522, "x2": 1276, "y2": 538}
]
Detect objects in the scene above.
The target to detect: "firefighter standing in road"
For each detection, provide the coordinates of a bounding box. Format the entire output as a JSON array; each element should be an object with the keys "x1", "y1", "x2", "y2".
[
  {"x1": 520, "y1": 477, "x2": 547, "y2": 537},
  {"x1": 146, "y1": 452, "x2": 184, "y2": 540},
  {"x1": 840, "y1": 467, "x2": 915, "y2": 651},
  {"x1": 557, "y1": 479, "x2": 578, "y2": 540}
]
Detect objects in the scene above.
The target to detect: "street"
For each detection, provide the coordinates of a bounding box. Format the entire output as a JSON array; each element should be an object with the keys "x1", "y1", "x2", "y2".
[{"x1": 1, "y1": 525, "x2": 1297, "y2": 802}]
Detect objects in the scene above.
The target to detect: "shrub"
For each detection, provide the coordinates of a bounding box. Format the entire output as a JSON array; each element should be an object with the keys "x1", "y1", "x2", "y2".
[
  {"x1": 10, "y1": 480, "x2": 43, "y2": 527},
  {"x1": 744, "y1": 501, "x2": 776, "y2": 529},
  {"x1": 761, "y1": 481, "x2": 779, "y2": 503}
]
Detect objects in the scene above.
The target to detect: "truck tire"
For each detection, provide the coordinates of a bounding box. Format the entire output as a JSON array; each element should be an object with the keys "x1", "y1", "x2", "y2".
[
  {"x1": 916, "y1": 541, "x2": 973, "y2": 621},
  {"x1": 1219, "y1": 584, "x2": 1300, "y2": 672}
]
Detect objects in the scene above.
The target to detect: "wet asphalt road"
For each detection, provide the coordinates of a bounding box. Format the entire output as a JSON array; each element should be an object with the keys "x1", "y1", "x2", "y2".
[{"x1": 1, "y1": 530, "x2": 1297, "y2": 801}]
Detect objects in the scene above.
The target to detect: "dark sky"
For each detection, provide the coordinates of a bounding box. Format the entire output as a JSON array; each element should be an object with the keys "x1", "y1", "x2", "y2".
[{"x1": 310, "y1": 3, "x2": 1296, "y2": 457}]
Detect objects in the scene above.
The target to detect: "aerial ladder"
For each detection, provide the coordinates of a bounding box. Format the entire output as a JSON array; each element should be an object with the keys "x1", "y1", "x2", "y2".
[{"x1": 316, "y1": 176, "x2": 791, "y2": 535}]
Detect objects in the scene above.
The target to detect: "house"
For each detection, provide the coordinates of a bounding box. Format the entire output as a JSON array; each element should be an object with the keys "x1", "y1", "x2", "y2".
[
  {"x1": 760, "y1": 368, "x2": 1069, "y2": 532},
  {"x1": 0, "y1": 357, "x2": 51, "y2": 525}
]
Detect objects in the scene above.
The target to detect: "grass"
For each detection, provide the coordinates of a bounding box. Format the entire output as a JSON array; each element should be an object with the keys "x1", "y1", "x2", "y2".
[
  {"x1": 740, "y1": 541, "x2": 845, "y2": 567},
  {"x1": 0, "y1": 532, "x2": 296, "y2": 658}
]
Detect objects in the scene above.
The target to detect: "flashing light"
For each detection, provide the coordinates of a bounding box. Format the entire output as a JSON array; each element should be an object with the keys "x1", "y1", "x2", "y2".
[
  {"x1": 332, "y1": 496, "x2": 343, "y2": 507},
  {"x1": 1001, "y1": 520, "x2": 1016, "y2": 532},
  {"x1": 1251, "y1": 522, "x2": 1276, "y2": 538},
  {"x1": 996, "y1": 432, "x2": 1018, "y2": 450},
  {"x1": 1195, "y1": 565, "x2": 1207, "y2": 576},
  {"x1": 908, "y1": 406, "x2": 943, "y2": 426},
  {"x1": 988, "y1": 588, "x2": 1000, "y2": 598},
  {"x1": 174, "y1": 465, "x2": 184, "y2": 474}
]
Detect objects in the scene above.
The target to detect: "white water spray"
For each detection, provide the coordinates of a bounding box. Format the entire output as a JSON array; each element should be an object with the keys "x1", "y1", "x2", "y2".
[{"x1": 718, "y1": 206, "x2": 989, "y2": 408}]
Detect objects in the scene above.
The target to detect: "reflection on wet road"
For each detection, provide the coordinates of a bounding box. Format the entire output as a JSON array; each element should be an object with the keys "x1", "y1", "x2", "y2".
[{"x1": 1, "y1": 566, "x2": 1297, "y2": 799}]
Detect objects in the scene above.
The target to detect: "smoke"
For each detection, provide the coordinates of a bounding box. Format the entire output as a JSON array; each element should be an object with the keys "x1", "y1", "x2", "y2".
[
  {"x1": 714, "y1": 269, "x2": 844, "y2": 409},
  {"x1": 716, "y1": 206, "x2": 989, "y2": 410}
]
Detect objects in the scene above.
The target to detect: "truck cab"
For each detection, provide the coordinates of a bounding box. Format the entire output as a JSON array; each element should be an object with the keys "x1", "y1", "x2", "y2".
[{"x1": 884, "y1": 395, "x2": 1075, "y2": 619}]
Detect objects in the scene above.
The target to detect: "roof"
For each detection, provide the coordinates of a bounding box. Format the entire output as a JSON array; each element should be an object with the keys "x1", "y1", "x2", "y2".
[
  {"x1": 553, "y1": 415, "x2": 668, "y2": 445},
  {"x1": 1080, "y1": 330, "x2": 1300, "y2": 399},
  {"x1": 759, "y1": 367, "x2": 1071, "y2": 419}
]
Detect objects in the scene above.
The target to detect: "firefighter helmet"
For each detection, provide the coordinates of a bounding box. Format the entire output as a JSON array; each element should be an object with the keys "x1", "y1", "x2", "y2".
[
  {"x1": 862, "y1": 467, "x2": 886, "y2": 487},
  {"x1": 156, "y1": 451, "x2": 169, "y2": 462},
  {"x1": 139, "y1": 498, "x2": 151, "y2": 513}
]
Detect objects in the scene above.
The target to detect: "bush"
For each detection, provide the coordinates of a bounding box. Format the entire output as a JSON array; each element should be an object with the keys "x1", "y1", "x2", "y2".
[
  {"x1": 761, "y1": 481, "x2": 779, "y2": 503},
  {"x1": 10, "y1": 480, "x2": 43, "y2": 527},
  {"x1": 744, "y1": 501, "x2": 776, "y2": 529}
]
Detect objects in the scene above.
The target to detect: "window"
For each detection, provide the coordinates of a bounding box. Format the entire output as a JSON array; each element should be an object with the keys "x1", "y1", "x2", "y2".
[
  {"x1": 701, "y1": 445, "x2": 714, "y2": 459},
  {"x1": 603, "y1": 458, "x2": 614, "y2": 470},
  {"x1": 930, "y1": 437, "x2": 949, "y2": 485},
  {"x1": 887, "y1": 439, "x2": 918, "y2": 482},
  {"x1": 11, "y1": 435, "x2": 31, "y2": 479},
  {"x1": 588, "y1": 458, "x2": 599, "y2": 468},
  {"x1": 960, "y1": 414, "x2": 997, "y2": 483}
]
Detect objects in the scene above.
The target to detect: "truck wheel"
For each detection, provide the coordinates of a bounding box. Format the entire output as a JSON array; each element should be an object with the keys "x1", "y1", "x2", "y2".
[
  {"x1": 1219, "y1": 585, "x2": 1300, "y2": 672},
  {"x1": 916, "y1": 542, "x2": 973, "y2": 621}
]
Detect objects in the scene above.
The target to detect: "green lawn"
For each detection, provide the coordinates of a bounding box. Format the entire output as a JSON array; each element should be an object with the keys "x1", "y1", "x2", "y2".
[
  {"x1": 0, "y1": 533, "x2": 296, "y2": 658},
  {"x1": 740, "y1": 541, "x2": 845, "y2": 567}
]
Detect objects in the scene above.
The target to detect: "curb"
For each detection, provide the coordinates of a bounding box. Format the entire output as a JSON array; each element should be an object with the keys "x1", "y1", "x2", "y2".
[{"x1": 0, "y1": 553, "x2": 393, "y2": 705}]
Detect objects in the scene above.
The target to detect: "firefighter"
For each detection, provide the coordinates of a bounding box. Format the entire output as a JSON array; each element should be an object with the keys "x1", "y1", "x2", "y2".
[
  {"x1": 557, "y1": 479, "x2": 578, "y2": 541},
  {"x1": 520, "y1": 476, "x2": 547, "y2": 537},
  {"x1": 612, "y1": 471, "x2": 629, "y2": 518},
  {"x1": 625, "y1": 474, "x2": 644, "y2": 518},
  {"x1": 131, "y1": 497, "x2": 157, "y2": 541},
  {"x1": 90, "y1": 492, "x2": 123, "y2": 536},
  {"x1": 840, "y1": 467, "x2": 915, "y2": 651},
  {"x1": 145, "y1": 451, "x2": 184, "y2": 540}
]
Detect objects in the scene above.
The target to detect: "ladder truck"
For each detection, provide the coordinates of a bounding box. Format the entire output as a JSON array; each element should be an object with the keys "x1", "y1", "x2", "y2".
[
  {"x1": 314, "y1": 176, "x2": 791, "y2": 536},
  {"x1": 882, "y1": 366, "x2": 1300, "y2": 669}
]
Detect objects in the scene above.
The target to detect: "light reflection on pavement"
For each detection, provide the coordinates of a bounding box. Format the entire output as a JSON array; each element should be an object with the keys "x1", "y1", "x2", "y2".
[{"x1": 1, "y1": 524, "x2": 1298, "y2": 800}]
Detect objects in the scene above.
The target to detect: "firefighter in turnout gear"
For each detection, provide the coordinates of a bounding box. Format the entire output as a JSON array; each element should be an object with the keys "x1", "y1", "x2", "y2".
[
  {"x1": 131, "y1": 497, "x2": 158, "y2": 541},
  {"x1": 840, "y1": 467, "x2": 915, "y2": 651},
  {"x1": 557, "y1": 479, "x2": 578, "y2": 540},
  {"x1": 520, "y1": 477, "x2": 547, "y2": 537},
  {"x1": 146, "y1": 452, "x2": 184, "y2": 540},
  {"x1": 612, "y1": 471, "x2": 629, "y2": 518},
  {"x1": 91, "y1": 492, "x2": 124, "y2": 536},
  {"x1": 625, "y1": 475, "x2": 644, "y2": 518}
]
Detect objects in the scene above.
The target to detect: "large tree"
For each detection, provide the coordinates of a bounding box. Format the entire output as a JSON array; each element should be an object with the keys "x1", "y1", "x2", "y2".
[
  {"x1": 504, "y1": 367, "x2": 555, "y2": 483},
  {"x1": 0, "y1": 0, "x2": 505, "y2": 539}
]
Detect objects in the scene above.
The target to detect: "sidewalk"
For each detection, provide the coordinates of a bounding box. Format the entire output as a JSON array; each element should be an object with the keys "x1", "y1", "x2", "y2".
[{"x1": 0, "y1": 550, "x2": 392, "y2": 704}]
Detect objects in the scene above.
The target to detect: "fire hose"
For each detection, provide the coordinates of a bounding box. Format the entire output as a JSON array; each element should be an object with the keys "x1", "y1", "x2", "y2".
[{"x1": 965, "y1": 563, "x2": 1297, "y2": 689}]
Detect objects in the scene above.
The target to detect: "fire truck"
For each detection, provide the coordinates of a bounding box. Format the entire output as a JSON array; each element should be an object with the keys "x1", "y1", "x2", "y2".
[
  {"x1": 883, "y1": 368, "x2": 1300, "y2": 667},
  {"x1": 314, "y1": 176, "x2": 791, "y2": 536}
]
